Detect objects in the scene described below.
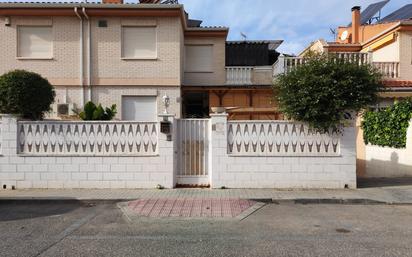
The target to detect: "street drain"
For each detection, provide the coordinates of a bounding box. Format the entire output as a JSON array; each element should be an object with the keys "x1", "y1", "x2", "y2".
[{"x1": 336, "y1": 228, "x2": 351, "y2": 233}]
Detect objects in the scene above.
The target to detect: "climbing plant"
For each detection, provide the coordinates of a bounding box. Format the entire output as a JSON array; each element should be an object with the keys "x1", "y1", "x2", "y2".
[{"x1": 362, "y1": 99, "x2": 412, "y2": 148}]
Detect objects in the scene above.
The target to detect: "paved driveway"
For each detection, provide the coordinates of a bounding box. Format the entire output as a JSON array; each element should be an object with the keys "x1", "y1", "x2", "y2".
[{"x1": 1, "y1": 201, "x2": 412, "y2": 257}]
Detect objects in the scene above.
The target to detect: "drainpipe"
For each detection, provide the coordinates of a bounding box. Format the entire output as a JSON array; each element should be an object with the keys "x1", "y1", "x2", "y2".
[
  {"x1": 82, "y1": 7, "x2": 92, "y2": 102},
  {"x1": 74, "y1": 7, "x2": 85, "y2": 107}
]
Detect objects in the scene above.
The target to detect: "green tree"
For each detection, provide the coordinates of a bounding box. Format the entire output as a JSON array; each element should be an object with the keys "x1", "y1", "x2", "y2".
[
  {"x1": 0, "y1": 70, "x2": 55, "y2": 120},
  {"x1": 273, "y1": 54, "x2": 384, "y2": 132}
]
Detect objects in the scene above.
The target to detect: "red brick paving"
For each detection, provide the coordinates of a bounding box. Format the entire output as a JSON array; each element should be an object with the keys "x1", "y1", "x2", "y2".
[{"x1": 127, "y1": 198, "x2": 256, "y2": 218}]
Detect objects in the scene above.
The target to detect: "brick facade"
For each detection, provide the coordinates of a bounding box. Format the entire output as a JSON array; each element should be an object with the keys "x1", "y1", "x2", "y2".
[{"x1": 0, "y1": 15, "x2": 198, "y2": 119}]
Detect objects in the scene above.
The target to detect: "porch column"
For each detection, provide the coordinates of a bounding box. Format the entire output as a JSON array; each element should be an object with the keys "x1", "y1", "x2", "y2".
[{"x1": 209, "y1": 113, "x2": 228, "y2": 188}]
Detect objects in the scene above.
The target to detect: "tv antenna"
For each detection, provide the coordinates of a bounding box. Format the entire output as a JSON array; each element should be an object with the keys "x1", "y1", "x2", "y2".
[
  {"x1": 240, "y1": 32, "x2": 247, "y2": 41},
  {"x1": 329, "y1": 28, "x2": 337, "y2": 41}
]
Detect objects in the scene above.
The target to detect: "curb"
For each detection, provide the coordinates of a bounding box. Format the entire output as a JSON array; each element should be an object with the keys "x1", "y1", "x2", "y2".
[
  {"x1": 0, "y1": 197, "x2": 411, "y2": 205},
  {"x1": 273, "y1": 198, "x2": 410, "y2": 205},
  {"x1": 0, "y1": 198, "x2": 122, "y2": 205}
]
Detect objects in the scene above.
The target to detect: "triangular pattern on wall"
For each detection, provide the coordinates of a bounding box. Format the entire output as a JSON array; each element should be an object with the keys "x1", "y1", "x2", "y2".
[
  {"x1": 18, "y1": 122, "x2": 158, "y2": 156},
  {"x1": 227, "y1": 122, "x2": 340, "y2": 156}
]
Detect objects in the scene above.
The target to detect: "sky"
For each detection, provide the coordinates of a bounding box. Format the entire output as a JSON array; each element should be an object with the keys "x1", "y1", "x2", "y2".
[
  {"x1": 178, "y1": 0, "x2": 411, "y2": 55},
  {"x1": 1, "y1": 0, "x2": 411, "y2": 54}
]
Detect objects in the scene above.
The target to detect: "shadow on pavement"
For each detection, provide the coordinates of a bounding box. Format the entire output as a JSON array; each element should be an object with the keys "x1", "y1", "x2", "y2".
[
  {"x1": 357, "y1": 177, "x2": 412, "y2": 188},
  {"x1": 0, "y1": 199, "x2": 83, "y2": 222}
]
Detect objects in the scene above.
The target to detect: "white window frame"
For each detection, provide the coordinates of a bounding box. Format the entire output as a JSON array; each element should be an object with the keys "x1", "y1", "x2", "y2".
[
  {"x1": 121, "y1": 26, "x2": 158, "y2": 60},
  {"x1": 16, "y1": 25, "x2": 53, "y2": 60},
  {"x1": 184, "y1": 44, "x2": 214, "y2": 73}
]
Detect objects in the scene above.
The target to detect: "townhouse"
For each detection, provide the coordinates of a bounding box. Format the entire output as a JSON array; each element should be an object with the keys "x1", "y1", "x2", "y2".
[
  {"x1": 0, "y1": 0, "x2": 358, "y2": 189},
  {"x1": 0, "y1": 0, "x2": 280, "y2": 121}
]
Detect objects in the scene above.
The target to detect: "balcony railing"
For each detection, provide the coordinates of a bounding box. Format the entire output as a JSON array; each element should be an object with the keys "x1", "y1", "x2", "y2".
[
  {"x1": 273, "y1": 53, "x2": 400, "y2": 79},
  {"x1": 226, "y1": 67, "x2": 253, "y2": 85}
]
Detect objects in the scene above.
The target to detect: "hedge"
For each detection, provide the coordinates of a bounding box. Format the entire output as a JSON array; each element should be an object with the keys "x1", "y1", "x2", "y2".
[
  {"x1": 0, "y1": 70, "x2": 55, "y2": 120},
  {"x1": 362, "y1": 99, "x2": 412, "y2": 148}
]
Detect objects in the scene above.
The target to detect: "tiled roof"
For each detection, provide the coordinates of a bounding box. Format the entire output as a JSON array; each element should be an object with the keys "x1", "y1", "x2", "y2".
[
  {"x1": 0, "y1": 2, "x2": 181, "y2": 7},
  {"x1": 384, "y1": 80, "x2": 412, "y2": 88}
]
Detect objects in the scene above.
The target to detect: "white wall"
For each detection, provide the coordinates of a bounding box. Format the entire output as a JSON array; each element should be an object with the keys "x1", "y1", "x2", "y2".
[
  {"x1": 365, "y1": 121, "x2": 412, "y2": 178},
  {"x1": 0, "y1": 115, "x2": 175, "y2": 189},
  {"x1": 399, "y1": 31, "x2": 412, "y2": 80},
  {"x1": 372, "y1": 39, "x2": 400, "y2": 62},
  {"x1": 209, "y1": 114, "x2": 357, "y2": 189},
  {"x1": 0, "y1": 114, "x2": 358, "y2": 189}
]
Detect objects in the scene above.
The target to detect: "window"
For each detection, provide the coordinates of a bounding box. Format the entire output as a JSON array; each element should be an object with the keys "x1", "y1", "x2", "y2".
[
  {"x1": 122, "y1": 96, "x2": 157, "y2": 121},
  {"x1": 17, "y1": 26, "x2": 52, "y2": 58},
  {"x1": 185, "y1": 45, "x2": 213, "y2": 72},
  {"x1": 122, "y1": 26, "x2": 157, "y2": 59}
]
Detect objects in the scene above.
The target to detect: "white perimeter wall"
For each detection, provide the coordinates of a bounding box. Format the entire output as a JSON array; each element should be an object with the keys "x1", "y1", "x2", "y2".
[
  {"x1": 209, "y1": 114, "x2": 357, "y2": 189},
  {"x1": 0, "y1": 114, "x2": 358, "y2": 189},
  {"x1": 365, "y1": 121, "x2": 412, "y2": 178},
  {"x1": 0, "y1": 115, "x2": 175, "y2": 189}
]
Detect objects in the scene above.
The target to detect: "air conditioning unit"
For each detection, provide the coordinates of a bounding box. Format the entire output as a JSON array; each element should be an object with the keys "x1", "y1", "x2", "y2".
[{"x1": 53, "y1": 103, "x2": 76, "y2": 117}]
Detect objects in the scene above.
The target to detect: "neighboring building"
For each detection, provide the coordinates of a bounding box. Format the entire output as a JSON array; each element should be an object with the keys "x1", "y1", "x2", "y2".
[
  {"x1": 298, "y1": 1, "x2": 412, "y2": 178},
  {"x1": 0, "y1": 0, "x2": 282, "y2": 121},
  {"x1": 183, "y1": 40, "x2": 282, "y2": 120},
  {"x1": 0, "y1": 0, "x2": 224, "y2": 121},
  {"x1": 300, "y1": 2, "x2": 412, "y2": 100}
]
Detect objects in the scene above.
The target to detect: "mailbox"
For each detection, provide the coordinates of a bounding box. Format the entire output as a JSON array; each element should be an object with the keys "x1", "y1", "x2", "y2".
[{"x1": 160, "y1": 121, "x2": 172, "y2": 135}]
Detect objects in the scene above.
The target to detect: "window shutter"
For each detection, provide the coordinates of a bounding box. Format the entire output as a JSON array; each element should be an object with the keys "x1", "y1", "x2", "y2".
[
  {"x1": 122, "y1": 27, "x2": 157, "y2": 59},
  {"x1": 122, "y1": 96, "x2": 157, "y2": 121},
  {"x1": 185, "y1": 45, "x2": 213, "y2": 72},
  {"x1": 18, "y1": 26, "x2": 52, "y2": 58}
]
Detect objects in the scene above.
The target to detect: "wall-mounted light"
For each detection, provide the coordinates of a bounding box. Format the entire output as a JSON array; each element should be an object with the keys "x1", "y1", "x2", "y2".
[{"x1": 4, "y1": 17, "x2": 10, "y2": 26}]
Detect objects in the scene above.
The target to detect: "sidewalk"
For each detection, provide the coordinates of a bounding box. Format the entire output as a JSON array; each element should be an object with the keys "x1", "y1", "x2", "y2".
[{"x1": 1, "y1": 184, "x2": 412, "y2": 204}]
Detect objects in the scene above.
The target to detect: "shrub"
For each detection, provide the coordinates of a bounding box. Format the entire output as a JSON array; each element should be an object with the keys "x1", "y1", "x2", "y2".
[
  {"x1": 273, "y1": 54, "x2": 384, "y2": 132},
  {"x1": 77, "y1": 101, "x2": 117, "y2": 121},
  {"x1": 0, "y1": 70, "x2": 55, "y2": 120},
  {"x1": 362, "y1": 99, "x2": 412, "y2": 148}
]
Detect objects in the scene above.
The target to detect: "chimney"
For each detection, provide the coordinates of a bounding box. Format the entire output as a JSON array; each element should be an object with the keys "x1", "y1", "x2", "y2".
[
  {"x1": 351, "y1": 6, "x2": 361, "y2": 44},
  {"x1": 102, "y1": 0, "x2": 124, "y2": 4}
]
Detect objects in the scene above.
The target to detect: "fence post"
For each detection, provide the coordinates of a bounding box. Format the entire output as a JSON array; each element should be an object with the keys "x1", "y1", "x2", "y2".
[
  {"x1": 0, "y1": 114, "x2": 19, "y2": 189},
  {"x1": 406, "y1": 120, "x2": 412, "y2": 158},
  {"x1": 158, "y1": 113, "x2": 176, "y2": 188},
  {"x1": 209, "y1": 113, "x2": 228, "y2": 188},
  {"x1": 273, "y1": 54, "x2": 285, "y2": 76}
]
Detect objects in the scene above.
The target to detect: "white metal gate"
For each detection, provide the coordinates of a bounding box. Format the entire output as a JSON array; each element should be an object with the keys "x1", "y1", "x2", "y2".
[{"x1": 175, "y1": 119, "x2": 210, "y2": 186}]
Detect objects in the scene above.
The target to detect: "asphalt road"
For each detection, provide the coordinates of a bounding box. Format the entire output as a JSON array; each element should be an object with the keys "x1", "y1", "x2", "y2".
[{"x1": 1, "y1": 201, "x2": 412, "y2": 257}]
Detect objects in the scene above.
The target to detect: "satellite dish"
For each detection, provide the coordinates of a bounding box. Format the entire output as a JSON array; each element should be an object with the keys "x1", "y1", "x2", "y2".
[{"x1": 341, "y1": 30, "x2": 349, "y2": 41}]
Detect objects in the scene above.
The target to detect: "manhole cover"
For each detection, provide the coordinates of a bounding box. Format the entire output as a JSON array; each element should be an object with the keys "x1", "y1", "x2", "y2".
[{"x1": 125, "y1": 198, "x2": 258, "y2": 218}]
